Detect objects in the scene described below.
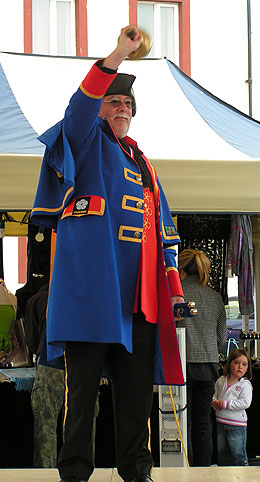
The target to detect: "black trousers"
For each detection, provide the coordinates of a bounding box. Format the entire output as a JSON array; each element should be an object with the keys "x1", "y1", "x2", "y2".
[
  {"x1": 58, "y1": 312, "x2": 155, "y2": 481},
  {"x1": 187, "y1": 378, "x2": 215, "y2": 466}
]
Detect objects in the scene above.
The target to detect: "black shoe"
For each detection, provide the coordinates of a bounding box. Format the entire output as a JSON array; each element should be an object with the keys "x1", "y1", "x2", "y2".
[
  {"x1": 60, "y1": 479, "x2": 78, "y2": 482},
  {"x1": 60, "y1": 479, "x2": 89, "y2": 482},
  {"x1": 129, "y1": 475, "x2": 154, "y2": 482}
]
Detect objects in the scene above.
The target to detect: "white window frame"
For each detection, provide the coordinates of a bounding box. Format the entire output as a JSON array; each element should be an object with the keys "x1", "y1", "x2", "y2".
[
  {"x1": 49, "y1": 0, "x2": 76, "y2": 56},
  {"x1": 137, "y1": 1, "x2": 179, "y2": 64},
  {"x1": 33, "y1": 0, "x2": 76, "y2": 56}
]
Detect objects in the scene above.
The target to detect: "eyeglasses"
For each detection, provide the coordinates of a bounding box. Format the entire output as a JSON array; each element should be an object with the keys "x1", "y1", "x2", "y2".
[{"x1": 103, "y1": 98, "x2": 134, "y2": 109}]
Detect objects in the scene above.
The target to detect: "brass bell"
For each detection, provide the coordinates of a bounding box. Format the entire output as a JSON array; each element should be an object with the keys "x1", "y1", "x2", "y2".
[
  {"x1": 190, "y1": 308, "x2": 198, "y2": 316},
  {"x1": 124, "y1": 28, "x2": 152, "y2": 59}
]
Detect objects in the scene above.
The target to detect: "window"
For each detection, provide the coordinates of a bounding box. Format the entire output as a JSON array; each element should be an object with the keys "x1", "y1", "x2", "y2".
[
  {"x1": 32, "y1": 0, "x2": 76, "y2": 56},
  {"x1": 137, "y1": 2, "x2": 179, "y2": 64}
]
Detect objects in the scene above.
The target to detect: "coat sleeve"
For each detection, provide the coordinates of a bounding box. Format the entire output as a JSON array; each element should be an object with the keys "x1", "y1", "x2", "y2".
[
  {"x1": 63, "y1": 61, "x2": 117, "y2": 158},
  {"x1": 30, "y1": 120, "x2": 76, "y2": 229},
  {"x1": 31, "y1": 61, "x2": 117, "y2": 229},
  {"x1": 157, "y1": 178, "x2": 183, "y2": 297},
  {"x1": 224, "y1": 381, "x2": 253, "y2": 411},
  {"x1": 164, "y1": 246, "x2": 184, "y2": 297}
]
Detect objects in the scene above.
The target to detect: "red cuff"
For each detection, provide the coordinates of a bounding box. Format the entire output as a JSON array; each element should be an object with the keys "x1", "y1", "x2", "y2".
[
  {"x1": 81, "y1": 61, "x2": 117, "y2": 99},
  {"x1": 167, "y1": 268, "x2": 184, "y2": 298}
]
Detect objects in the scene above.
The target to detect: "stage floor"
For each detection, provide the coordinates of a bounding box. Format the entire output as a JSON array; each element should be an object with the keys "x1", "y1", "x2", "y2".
[{"x1": 0, "y1": 467, "x2": 259, "y2": 482}]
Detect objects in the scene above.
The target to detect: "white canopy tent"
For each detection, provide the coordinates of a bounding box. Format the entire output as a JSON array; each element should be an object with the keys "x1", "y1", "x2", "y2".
[
  {"x1": 1, "y1": 51, "x2": 260, "y2": 214},
  {"x1": 1, "y1": 52, "x2": 260, "y2": 344}
]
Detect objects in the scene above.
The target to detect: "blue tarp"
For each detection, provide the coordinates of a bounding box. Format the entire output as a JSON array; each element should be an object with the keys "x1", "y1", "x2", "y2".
[
  {"x1": 167, "y1": 59, "x2": 260, "y2": 159},
  {"x1": 0, "y1": 63, "x2": 43, "y2": 155}
]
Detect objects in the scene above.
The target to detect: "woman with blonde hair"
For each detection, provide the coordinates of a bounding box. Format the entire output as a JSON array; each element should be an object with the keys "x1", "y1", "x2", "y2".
[{"x1": 177, "y1": 249, "x2": 227, "y2": 467}]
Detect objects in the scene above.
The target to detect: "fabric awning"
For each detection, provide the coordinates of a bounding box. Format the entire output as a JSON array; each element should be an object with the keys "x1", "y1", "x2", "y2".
[{"x1": 0, "y1": 51, "x2": 260, "y2": 220}]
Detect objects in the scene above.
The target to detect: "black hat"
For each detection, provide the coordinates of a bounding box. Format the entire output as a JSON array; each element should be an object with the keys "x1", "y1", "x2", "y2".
[{"x1": 104, "y1": 73, "x2": 136, "y2": 116}]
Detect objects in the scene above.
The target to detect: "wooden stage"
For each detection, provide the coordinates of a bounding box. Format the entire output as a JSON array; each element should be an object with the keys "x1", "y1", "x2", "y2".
[{"x1": 0, "y1": 467, "x2": 259, "y2": 482}]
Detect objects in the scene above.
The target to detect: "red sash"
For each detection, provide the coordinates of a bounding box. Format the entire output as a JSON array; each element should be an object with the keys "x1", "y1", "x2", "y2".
[{"x1": 139, "y1": 187, "x2": 158, "y2": 323}]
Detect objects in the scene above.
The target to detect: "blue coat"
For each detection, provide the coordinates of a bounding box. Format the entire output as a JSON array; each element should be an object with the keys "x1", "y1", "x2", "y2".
[{"x1": 31, "y1": 63, "x2": 184, "y2": 385}]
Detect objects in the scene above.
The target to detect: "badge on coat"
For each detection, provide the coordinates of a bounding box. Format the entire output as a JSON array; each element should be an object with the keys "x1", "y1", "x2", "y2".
[{"x1": 61, "y1": 195, "x2": 105, "y2": 219}]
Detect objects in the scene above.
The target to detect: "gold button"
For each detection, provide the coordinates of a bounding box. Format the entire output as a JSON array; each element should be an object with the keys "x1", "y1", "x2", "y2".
[
  {"x1": 133, "y1": 231, "x2": 141, "y2": 239},
  {"x1": 144, "y1": 203, "x2": 148, "y2": 208},
  {"x1": 136, "y1": 175, "x2": 142, "y2": 182},
  {"x1": 136, "y1": 201, "x2": 143, "y2": 209}
]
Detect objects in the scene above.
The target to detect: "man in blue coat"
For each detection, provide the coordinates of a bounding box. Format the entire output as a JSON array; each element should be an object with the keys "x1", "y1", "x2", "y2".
[{"x1": 31, "y1": 25, "x2": 185, "y2": 482}]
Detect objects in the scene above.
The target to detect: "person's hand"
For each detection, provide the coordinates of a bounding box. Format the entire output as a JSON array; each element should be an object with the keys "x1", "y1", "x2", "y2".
[
  {"x1": 117, "y1": 26, "x2": 142, "y2": 58},
  {"x1": 171, "y1": 296, "x2": 185, "y2": 307},
  {"x1": 212, "y1": 400, "x2": 223, "y2": 411},
  {"x1": 171, "y1": 295, "x2": 184, "y2": 309},
  {"x1": 103, "y1": 25, "x2": 142, "y2": 70}
]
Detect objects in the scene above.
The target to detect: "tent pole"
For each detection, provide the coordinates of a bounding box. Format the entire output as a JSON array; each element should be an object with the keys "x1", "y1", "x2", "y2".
[
  {"x1": 0, "y1": 238, "x2": 3, "y2": 279},
  {"x1": 247, "y1": 0, "x2": 253, "y2": 117},
  {"x1": 0, "y1": 213, "x2": 4, "y2": 278},
  {"x1": 253, "y1": 242, "x2": 260, "y2": 357}
]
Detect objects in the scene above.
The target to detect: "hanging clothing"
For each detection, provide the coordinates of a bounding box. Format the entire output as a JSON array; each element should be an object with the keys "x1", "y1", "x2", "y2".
[{"x1": 226, "y1": 215, "x2": 254, "y2": 315}]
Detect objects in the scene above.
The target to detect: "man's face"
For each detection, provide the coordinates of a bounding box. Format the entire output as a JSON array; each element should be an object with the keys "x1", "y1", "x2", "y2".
[{"x1": 99, "y1": 94, "x2": 133, "y2": 138}]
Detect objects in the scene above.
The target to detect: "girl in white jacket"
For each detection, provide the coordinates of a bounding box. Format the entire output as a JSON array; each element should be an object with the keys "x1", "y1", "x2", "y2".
[{"x1": 212, "y1": 348, "x2": 252, "y2": 466}]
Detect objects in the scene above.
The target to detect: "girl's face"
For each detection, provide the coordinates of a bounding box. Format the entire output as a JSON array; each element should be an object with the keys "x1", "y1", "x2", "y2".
[{"x1": 230, "y1": 355, "x2": 248, "y2": 380}]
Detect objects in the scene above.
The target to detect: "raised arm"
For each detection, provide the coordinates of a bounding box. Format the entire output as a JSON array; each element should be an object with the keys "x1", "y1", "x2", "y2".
[
  {"x1": 63, "y1": 26, "x2": 142, "y2": 157},
  {"x1": 103, "y1": 26, "x2": 142, "y2": 70}
]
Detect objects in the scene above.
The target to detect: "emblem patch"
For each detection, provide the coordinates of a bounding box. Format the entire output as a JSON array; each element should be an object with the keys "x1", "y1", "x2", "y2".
[
  {"x1": 61, "y1": 195, "x2": 105, "y2": 219},
  {"x1": 73, "y1": 196, "x2": 91, "y2": 215},
  {"x1": 165, "y1": 225, "x2": 177, "y2": 236}
]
